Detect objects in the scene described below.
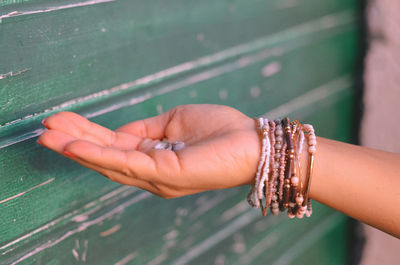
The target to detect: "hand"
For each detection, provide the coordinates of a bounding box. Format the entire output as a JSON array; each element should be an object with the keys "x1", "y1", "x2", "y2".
[{"x1": 38, "y1": 104, "x2": 260, "y2": 198}]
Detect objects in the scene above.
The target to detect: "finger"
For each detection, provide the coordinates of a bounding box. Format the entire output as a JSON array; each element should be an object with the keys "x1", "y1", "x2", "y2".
[
  {"x1": 38, "y1": 129, "x2": 145, "y2": 154},
  {"x1": 38, "y1": 130, "x2": 168, "y2": 194},
  {"x1": 43, "y1": 111, "x2": 142, "y2": 150},
  {"x1": 115, "y1": 107, "x2": 175, "y2": 139},
  {"x1": 65, "y1": 150, "x2": 202, "y2": 198},
  {"x1": 67, "y1": 156, "x2": 162, "y2": 195},
  {"x1": 64, "y1": 139, "x2": 159, "y2": 182},
  {"x1": 38, "y1": 129, "x2": 77, "y2": 153}
]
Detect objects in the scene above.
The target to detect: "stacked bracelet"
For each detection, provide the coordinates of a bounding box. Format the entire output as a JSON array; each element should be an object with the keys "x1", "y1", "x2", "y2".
[{"x1": 247, "y1": 117, "x2": 316, "y2": 219}]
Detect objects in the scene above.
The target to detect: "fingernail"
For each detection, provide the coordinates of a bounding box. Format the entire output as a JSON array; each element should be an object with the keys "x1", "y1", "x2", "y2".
[
  {"x1": 64, "y1": 151, "x2": 78, "y2": 158},
  {"x1": 41, "y1": 118, "x2": 49, "y2": 128}
]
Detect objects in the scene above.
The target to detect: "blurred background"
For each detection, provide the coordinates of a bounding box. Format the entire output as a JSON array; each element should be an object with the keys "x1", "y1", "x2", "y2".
[
  {"x1": 360, "y1": 0, "x2": 400, "y2": 264},
  {"x1": 0, "y1": 0, "x2": 398, "y2": 264}
]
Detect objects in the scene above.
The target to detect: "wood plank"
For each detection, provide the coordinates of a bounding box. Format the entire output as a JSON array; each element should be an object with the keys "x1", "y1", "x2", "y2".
[{"x1": 0, "y1": 0, "x2": 360, "y2": 263}]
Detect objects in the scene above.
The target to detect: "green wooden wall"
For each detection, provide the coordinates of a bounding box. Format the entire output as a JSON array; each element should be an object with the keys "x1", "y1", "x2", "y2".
[{"x1": 0, "y1": 0, "x2": 360, "y2": 264}]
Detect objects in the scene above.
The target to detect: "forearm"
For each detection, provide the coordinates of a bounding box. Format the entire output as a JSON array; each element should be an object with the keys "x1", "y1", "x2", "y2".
[{"x1": 309, "y1": 137, "x2": 400, "y2": 238}]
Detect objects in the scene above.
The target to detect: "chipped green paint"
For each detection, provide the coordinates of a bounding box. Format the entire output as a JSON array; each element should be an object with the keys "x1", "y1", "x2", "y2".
[{"x1": 0, "y1": 0, "x2": 360, "y2": 264}]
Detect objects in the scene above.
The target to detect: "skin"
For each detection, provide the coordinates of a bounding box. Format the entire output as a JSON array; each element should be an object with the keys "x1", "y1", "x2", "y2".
[{"x1": 37, "y1": 104, "x2": 400, "y2": 238}]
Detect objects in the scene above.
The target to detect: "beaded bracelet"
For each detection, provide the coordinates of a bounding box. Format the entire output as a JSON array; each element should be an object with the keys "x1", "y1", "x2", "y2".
[
  {"x1": 288, "y1": 120, "x2": 300, "y2": 218},
  {"x1": 303, "y1": 124, "x2": 316, "y2": 217},
  {"x1": 248, "y1": 117, "x2": 316, "y2": 219},
  {"x1": 258, "y1": 118, "x2": 271, "y2": 201}
]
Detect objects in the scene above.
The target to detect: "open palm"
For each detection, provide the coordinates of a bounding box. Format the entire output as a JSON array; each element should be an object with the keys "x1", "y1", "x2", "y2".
[{"x1": 38, "y1": 104, "x2": 260, "y2": 198}]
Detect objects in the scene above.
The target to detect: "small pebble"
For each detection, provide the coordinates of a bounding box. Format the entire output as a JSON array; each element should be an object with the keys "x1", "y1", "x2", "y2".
[
  {"x1": 153, "y1": 141, "x2": 172, "y2": 150},
  {"x1": 172, "y1": 141, "x2": 185, "y2": 151}
]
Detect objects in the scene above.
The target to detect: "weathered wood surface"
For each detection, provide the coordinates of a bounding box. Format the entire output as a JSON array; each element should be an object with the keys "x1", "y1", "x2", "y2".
[{"x1": 0, "y1": 0, "x2": 359, "y2": 264}]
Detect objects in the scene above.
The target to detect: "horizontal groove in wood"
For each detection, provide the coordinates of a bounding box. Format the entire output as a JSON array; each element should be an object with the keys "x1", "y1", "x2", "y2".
[{"x1": 0, "y1": 0, "x2": 116, "y2": 18}]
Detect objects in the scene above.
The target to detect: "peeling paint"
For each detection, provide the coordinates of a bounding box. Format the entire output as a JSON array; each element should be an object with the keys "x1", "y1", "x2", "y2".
[
  {"x1": 71, "y1": 239, "x2": 89, "y2": 262},
  {"x1": 8, "y1": 192, "x2": 151, "y2": 265},
  {"x1": 0, "y1": 178, "x2": 55, "y2": 205},
  {"x1": 197, "y1": 33, "x2": 205, "y2": 42},
  {"x1": 189, "y1": 90, "x2": 197, "y2": 98},
  {"x1": 219, "y1": 201, "x2": 249, "y2": 223},
  {"x1": 4, "y1": 11, "x2": 19, "y2": 17},
  {"x1": 214, "y1": 254, "x2": 226, "y2": 265},
  {"x1": 0, "y1": 186, "x2": 134, "y2": 253},
  {"x1": 0, "y1": 68, "x2": 31, "y2": 80},
  {"x1": 0, "y1": 0, "x2": 115, "y2": 20},
  {"x1": 156, "y1": 104, "x2": 163, "y2": 114},
  {"x1": 72, "y1": 249, "x2": 79, "y2": 261},
  {"x1": 168, "y1": 210, "x2": 259, "y2": 265},
  {"x1": 234, "y1": 232, "x2": 278, "y2": 265},
  {"x1": 232, "y1": 233, "x2": 246, "y2": 254},
  {"x1": 100, "y1": 224, "x2": 121, "y2": 237},
  {"x1": 190, "y1": 193, "x2": 229, "y2": 219},
  {"x1": 82, "y1": 240, "x2": 88, "y2": 262},
  {"x1": 219, "y1": 89, "x2": 228, "y2": 100},
  {"x1": 146, "y1": 252, "x2": 168, "y2": 265},
  {"x1": 114, "y1": 251, "x2": 137, "y2": 265},
  {"x1": 250, "y1": 86, "x2": 261, "y2": 98},
  {"x1": 261, "y1": 61, "x2": 281, "y2": 77},
  {"x1": 164, "y1": 229, "x2": 179, "y2": 241}
]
